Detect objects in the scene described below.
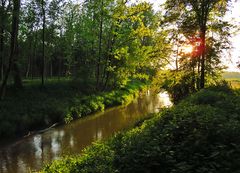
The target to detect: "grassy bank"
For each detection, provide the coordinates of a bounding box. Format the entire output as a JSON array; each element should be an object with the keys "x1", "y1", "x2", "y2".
[
  {"x1": 225, "y1": 79, "x2": 240, "y2": 89},
  {"x1": 222, "y1": 71, "x2": 240, "y2": 89},
  {"x1": 41, "y1": 84, "x2": 240, "y2": 173},
  {"x1": 0, "y1": 79, "x2": 147, "y2": 139}
]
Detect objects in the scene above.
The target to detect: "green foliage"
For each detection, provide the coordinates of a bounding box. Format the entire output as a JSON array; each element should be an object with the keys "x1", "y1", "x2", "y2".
[
  {"x1": 41, "y1": 85, "x2": 240, "y2": 173},
  {"x1": 43, "y1": 143, "x2": 115, "y2": 173},
  {"x1": 64, "y1": 80, "x2": 147, "y2": 123}
]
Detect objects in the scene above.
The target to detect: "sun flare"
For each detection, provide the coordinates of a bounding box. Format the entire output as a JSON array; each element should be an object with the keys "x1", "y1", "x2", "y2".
[{"x1": 181, "y1": 45, "x2": 194, "y2": 54}]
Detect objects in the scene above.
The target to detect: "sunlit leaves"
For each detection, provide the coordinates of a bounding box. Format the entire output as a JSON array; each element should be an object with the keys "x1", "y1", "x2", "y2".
[{"x1": 163, "y1": 0, "x2": 232, "y2": 90}]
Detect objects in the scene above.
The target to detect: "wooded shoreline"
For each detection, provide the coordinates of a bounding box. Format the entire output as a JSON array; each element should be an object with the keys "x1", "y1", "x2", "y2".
[{"x1": 0, "y1": 79, "x2": 147, "y2": 140}]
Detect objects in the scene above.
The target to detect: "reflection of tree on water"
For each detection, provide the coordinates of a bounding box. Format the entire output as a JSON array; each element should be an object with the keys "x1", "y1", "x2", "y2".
[{"x1": 51, "y1": 131, "x2": 63, "y2": 157}]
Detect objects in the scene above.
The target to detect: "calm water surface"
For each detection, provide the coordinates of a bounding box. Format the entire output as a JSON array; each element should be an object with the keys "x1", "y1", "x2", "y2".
[{"x1": 0, "y1": 91, "x2": 171, "y2": 173}]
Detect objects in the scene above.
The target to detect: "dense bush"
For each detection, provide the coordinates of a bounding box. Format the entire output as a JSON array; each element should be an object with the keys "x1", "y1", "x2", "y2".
[{"x1": 42, "y1": 86, "x2": 240, "y2": 173}]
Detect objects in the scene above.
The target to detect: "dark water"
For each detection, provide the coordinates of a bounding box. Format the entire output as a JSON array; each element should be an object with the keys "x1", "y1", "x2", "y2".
[{"x1": 0, "y1": 91, "x2": 171, "y2": 173}]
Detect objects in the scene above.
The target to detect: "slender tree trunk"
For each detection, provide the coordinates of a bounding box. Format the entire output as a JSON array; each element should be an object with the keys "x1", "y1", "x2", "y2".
[
  {"x1": 101, "y1": 27, "x2": 112, "y2": 88},
  {"x1": 175, "y1": 51, "x2": 179, "y2": 71},
  {"x1": 25, "y1": 35, "x2": 33, "y2": 78},
  {"x1": 58, "y1": 58, "x2": 61, "y2": 80},
  {"x1": 0, "y1": 26, "x2": 3, "y2": 82},
  {"x1": 175, "y1": 34, "x2": 179, "y2": 71},
  {"x1": 103, "y1": 70, "x2": 110, "y2": 91},
  {"x1": 200, "y1": 29, "x2": 206, "y2": 89},
  {"x1": 13, "y1": 59, "x2": 22, "y2": 88},
  {"x1": 191, "y1": 63, "x2": 196, "y2": 92},
  {"x1": 96, "y1": 0, "x2": 103, "y2": 89},
  {"x1": 41, "y1": 0, "x2": 45, "y2": 87},
  {"x1": 58, "y1": 30, "x2": 63, "y2": 80},
  {"x1": 11, "y1": 0, "x2": 22, "y2": 88},
  {"x1": 0, "y1": 0, "x2": 5, "y2": 82},
  {"x1": 197, "y1": 56, "x2": 201, "y2": 90},
  {"x1": 25, "y1": 55, "x2": 30, "y2": 78},
  {"x1": 102, "y1": 20, "x2": 121, "y2": 91},
  {"x1": 102, "y1": 41, "x2": 114, "y2": 91},
  {"x1": 50, "y1": 60, "x2": 53, "y2": 77},
  {"x1": 32, "y1": 31, "x2": 38, "y2": 79},
  {"x1": 0, "y1": 0, "x2": 21, "y2": 99}
]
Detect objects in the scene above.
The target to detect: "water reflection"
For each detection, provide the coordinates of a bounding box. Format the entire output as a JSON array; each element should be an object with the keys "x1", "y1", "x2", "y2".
[
  {"x1": 158, "y1": 92, "x2": 173, "y2": 108},
  {"x1": 0, "y1": 91, "x2": 171, "y2": 173}
]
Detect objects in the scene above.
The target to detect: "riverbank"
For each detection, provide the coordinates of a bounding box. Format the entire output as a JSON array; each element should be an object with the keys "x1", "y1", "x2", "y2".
[
  {"x1": 41, "y1": 84, "x2": 240, "y2": 173},
  {"x1": 0, "y1": 79, "x2": 148, "y2": 139}
]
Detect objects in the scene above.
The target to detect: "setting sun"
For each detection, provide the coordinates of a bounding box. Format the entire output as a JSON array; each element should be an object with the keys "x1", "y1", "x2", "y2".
[{"x1": 181, "y1": 45, "x2": 194, "y2": 54}]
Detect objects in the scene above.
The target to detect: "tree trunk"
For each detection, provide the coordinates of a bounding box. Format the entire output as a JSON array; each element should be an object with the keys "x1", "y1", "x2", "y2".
[
  {"x1": 103, "y1": 70, "x2": 110, "y2": 91},
  {"x1": 191, "y1": 64, "x2": 196, "y2": 92},
  {"x1": 175, "y1": 52, "x2": 179, "y2": 71},
  {"x1": 13, "y1": 60, "x2": 22, "y2": 88},
  {"x1": 41, "y1": 0, "x2": 45, "y2": 87},
  {"x1": 175, "y1": 33, "x2": 179, "y2": 71},
  {"x1": 200, "y1": 29, "x2": 206, "y2": 89},
  {"x1": 0, "y1": 0, "x2": 5, "y2": 82},
  {"x1": 101, "y1": 19, "x2": 122, "y2": 91},
  {"x1": 0, "y1": 26, "x2": 3, "y2": 82},
  {"x1": 32, "y1": 31, "x2": 38, "y2": 79},
  {"x1": 58, "y1": 58, "x2": 61, "y2": 80},
  {"x1": 50, "y1": 60, "x2": 53, "y2": 77},
  {"x1": 0, "y1": 0, "x2": 21, "y2": 99},
  {"x1": 101, "y1": 26, "x2": 112, "y2": 88},
  {"x1": 96, "y1": 0, "x2": 103, "y2": 90},
  {"x1": 25, "y1": 35, "x2": 33, "y2": 78},
  {"x1": 197, "y1": 56, "x2": 201, "y2": 90}
]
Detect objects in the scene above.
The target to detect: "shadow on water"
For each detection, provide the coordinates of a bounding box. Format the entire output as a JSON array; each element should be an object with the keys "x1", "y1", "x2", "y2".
[{"x1": 0, "y1": 90, "x2": 172, "y2": 173}]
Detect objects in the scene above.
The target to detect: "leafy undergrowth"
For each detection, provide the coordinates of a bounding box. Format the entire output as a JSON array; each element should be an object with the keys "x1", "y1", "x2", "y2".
[
  {"x1": 64, "y1": 80, "x2": 147, "y2": 123},
  {"x1": 0, "y1": 79, "x2": 147, "y2": 138},
  {"x1": 41, "y1": 85, "x2": 240, "y2": 173}
]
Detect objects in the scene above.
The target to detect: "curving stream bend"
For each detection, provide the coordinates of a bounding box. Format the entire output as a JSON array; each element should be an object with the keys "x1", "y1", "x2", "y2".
[{"x1": 0, "y1": 91, "x2": 172, "y2": 173}]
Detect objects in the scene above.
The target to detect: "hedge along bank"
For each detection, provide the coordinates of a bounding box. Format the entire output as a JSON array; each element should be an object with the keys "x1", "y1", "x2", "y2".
[{"x1": 64, "y1": 81, "x2": 149, "y2": 123}]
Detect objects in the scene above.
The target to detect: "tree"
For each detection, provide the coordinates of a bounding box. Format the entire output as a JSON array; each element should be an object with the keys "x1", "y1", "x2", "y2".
[
  {"x1": 164, "y1": 0, "x2": 231, "y2": 88},
  {"x1": 0, "y1": 0, "x2": 169, "y2": 97},
  {"x1": 20, "y1": 0, "x2": 38, "y2": 78},
  {"x1": 40, "y1": 0, "x2": 46, "y2": 86},
  {"x1": 0, "y1": 0, "x2": 21, "y2": 98},
  {"x1": 0, "y1": 0, "x2": 11, "y2": 82},
  {"x1": 0, "y1": 0, "x2": 6, "y2": 81}
]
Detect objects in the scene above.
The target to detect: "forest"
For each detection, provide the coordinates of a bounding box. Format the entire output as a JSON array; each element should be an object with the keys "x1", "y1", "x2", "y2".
[{"x1": 0, "y1": 0, "x2": 240, "y2": 172}]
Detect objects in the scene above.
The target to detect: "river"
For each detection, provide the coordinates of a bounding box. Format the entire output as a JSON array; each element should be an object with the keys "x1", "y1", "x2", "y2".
[{"x1": 0, "y1": 91, "x2": 171, "y2": 173}]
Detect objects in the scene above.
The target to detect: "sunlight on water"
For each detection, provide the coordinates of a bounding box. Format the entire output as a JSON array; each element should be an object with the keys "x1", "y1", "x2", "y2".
[{"x1": 158, "y1": 91, "x2": 173, "y2": 108}]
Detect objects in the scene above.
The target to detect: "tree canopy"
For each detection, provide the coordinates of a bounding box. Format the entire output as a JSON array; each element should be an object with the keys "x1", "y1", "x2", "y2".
[{"x1": 0, "y1": 0, "x2": 235, "y2": 99}]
